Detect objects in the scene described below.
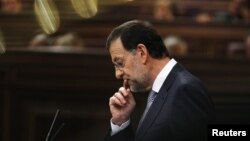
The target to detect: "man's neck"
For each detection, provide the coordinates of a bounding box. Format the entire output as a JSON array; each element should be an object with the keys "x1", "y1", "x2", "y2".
[{"x1": 148, "y1": 57, "x2": 171, "y2": 86}]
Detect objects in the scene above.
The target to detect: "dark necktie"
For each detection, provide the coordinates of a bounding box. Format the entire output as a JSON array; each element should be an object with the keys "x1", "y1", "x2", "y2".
[{"x1": 137, "y1": 90, "x2": 157, "y2": 131}]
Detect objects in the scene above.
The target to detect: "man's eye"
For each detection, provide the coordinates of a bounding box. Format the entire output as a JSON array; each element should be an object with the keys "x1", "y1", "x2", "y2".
[
  {"x1": 114, "y1": 62, "x2": 124, "y2": 69},
  {"x1": 117, "y1": 62, "x2": 124, "y2": 67}
]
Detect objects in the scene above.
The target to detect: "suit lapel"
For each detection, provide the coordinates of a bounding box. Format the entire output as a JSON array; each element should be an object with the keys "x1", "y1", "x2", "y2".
[{"x1": 135, "y1": 63, "x2": 182, "y2": 140}]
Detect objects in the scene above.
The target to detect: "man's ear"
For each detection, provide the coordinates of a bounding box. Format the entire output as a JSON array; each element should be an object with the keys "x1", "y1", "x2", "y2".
[{"x1": 136, "y1": 43, "x2": 148, "y2": 64}]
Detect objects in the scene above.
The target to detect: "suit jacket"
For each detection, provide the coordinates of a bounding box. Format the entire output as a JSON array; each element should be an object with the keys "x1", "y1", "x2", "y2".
[{"x1": 105, "y1": 63, "x2": 215, "y2": 141}]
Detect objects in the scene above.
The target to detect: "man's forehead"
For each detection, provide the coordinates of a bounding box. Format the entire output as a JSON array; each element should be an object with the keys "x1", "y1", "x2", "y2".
[
  {"x1": 110, "y1": 38, "x2": 123, "y2": 50},
  {"x1": 109, "y1": 38, "x2": 127, "y2": 58}
]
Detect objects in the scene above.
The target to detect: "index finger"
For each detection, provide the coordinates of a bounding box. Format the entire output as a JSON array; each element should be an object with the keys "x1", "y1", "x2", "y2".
[{"x1": 123, "y1": 79, "x2": 129, "y2": 90}]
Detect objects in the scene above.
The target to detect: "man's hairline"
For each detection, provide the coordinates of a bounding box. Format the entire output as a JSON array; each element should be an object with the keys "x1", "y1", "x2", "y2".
[{"x1": 107, "y1": 36, "x2": 137, "y2": 54}]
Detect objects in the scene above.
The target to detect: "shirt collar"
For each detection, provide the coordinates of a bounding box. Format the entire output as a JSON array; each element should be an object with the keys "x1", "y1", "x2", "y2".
[{"x1": 152, "y1": 58, "x2": 177, "y2": 93}]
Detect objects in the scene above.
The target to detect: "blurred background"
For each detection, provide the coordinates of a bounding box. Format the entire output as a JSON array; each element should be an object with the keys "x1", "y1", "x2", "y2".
[{"x1": 0, "y1": 0, "x2": 250, "y2": 141}]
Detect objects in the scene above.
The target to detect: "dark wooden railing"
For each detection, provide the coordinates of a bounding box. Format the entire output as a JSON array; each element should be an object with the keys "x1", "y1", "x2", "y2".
[{"x1": 1, "y1": 10, "x2": 249, "y2": 56}]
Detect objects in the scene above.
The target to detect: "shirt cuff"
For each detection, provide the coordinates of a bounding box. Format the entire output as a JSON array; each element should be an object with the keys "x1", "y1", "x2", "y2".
[{"x1": 110, "y1": 119, "x2": 130, "y2": 136}]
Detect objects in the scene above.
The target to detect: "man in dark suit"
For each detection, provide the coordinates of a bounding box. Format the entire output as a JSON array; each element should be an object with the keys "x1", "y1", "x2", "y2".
[{"x1": 104, "y1": 20, "x2": 214, "y2": 141}]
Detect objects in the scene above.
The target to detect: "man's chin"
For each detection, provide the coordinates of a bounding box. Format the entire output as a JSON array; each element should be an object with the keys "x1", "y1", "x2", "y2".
[{"x1": 130, "y1": 87, "x2": 149, "y2": 94}]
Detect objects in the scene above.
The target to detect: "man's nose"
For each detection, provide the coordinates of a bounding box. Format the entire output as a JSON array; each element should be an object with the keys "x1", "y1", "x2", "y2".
[{"x1": 115, "y1": 69, "x2": 124, "y2": 79}]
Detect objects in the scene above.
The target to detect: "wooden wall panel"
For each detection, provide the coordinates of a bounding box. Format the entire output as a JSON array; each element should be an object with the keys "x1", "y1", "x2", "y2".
[{"x1": 0, "y1": 49, "x2": 250, "y2": 141}]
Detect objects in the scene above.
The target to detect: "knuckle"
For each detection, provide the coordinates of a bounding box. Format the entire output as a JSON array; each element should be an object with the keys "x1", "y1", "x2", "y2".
[
  {"x1": 114, "y1": 92, "x2": 120, "y2": 97},
  {"x1": 109, "y1": 97, "x2": 114, "y2": 104},
  {"x1": 119, "y1": 87, "x2": 125, "y2": 92},
  {"x1": 109, "y1": 97, "x2": 113, "y2": 101}
]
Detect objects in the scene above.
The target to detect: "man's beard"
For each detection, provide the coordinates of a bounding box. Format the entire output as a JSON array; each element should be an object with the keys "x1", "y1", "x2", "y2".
[
  {"x1": 129, "y1": 71, "x2": 151, "y2": 93},
  {"x1": 130, "y1": 81, "x2": 149, "y2": 93}
]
